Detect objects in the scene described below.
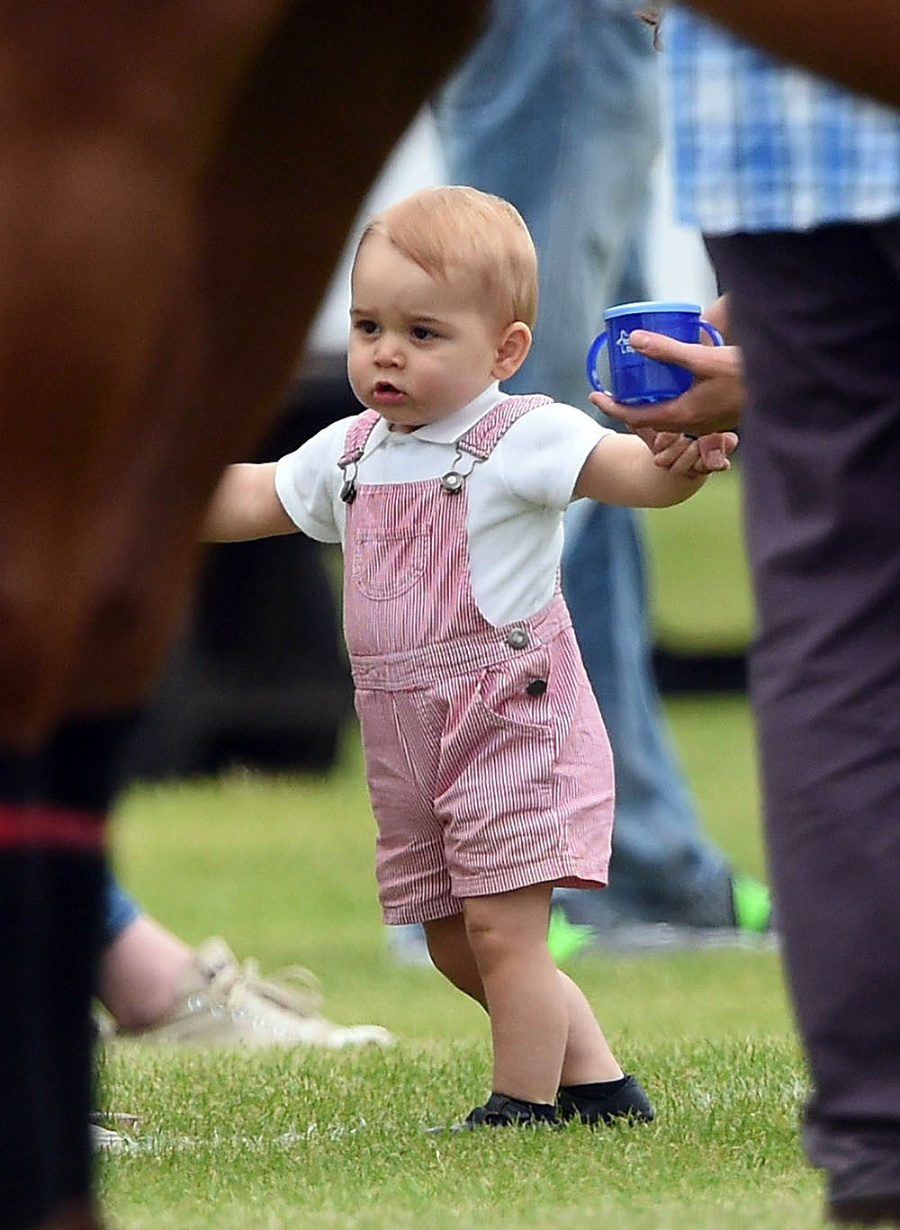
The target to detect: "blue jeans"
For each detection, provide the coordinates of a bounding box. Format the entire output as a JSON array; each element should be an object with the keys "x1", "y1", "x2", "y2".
[
  {"x1": 433, "y1": 0, "x2": 732, "y2": 925},
  {"x1": 101, "y1": 867, "x2": 141, "y2": 949}
]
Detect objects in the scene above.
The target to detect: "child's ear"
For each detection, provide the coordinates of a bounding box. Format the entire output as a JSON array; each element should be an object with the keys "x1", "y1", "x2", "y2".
[{"x1": 492, "y1": 322, "x2": 532, "y2": 381}]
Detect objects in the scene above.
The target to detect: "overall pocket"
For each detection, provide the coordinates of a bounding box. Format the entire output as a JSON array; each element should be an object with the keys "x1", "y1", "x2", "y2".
[{"x1": 350, "y1": 529, "x2": 430, "y2": 601}]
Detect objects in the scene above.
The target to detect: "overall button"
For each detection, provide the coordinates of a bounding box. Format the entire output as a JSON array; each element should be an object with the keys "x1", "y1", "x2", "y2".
[
  {"x1": 526, "y1": 678, "x2": 547, "y2": 696},
  {"x1": 506, "y1": 628, "x2": 529, "y2": 650},
  {"x1": 441, "y1": 471, "x2": 464, "y2": 493}
]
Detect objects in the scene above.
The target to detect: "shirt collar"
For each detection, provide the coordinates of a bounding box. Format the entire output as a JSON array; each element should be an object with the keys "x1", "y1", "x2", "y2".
[{"x1": 366, "y1": 383, "x2": 507, "y2": 448}]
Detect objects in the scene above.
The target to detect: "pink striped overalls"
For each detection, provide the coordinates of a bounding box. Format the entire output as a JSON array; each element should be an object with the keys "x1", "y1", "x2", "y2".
[{"x1": 338, "y1": 396, "x2": 615, "y2": 924}]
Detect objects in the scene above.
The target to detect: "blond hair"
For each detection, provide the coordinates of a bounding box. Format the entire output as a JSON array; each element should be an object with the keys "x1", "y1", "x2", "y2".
[{"x1": 355, "y1": 185, "x2": 538, "y2": 328}]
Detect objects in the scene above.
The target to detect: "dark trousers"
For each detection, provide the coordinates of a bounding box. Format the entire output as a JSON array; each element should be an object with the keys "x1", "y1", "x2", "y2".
[{"x1": 708, "y1": 219, "x2": 900, "y2": 1193}]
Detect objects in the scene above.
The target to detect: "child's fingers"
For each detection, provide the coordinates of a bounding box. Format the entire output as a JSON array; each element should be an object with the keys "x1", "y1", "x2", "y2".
[
  {"x1": 650, "y1": 431, "x2": 681, "y2": 454},
  {"x1": 698, "y1": 430, "x2": 739, "y2": 471},
  {"x1": 653, "y1": 434, "x2": 700, "y2": 474},
  {"x1": 698, "y1": 438, "x2": 727, "y2": 471},
  {"x1": 654, "y1": 433, "x2": 733, "y2": 477}
]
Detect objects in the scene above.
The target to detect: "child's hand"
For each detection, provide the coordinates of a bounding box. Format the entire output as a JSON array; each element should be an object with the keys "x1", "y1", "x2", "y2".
[{"x1": 650, "y1": 430, "x2": 738, "y2": 476}]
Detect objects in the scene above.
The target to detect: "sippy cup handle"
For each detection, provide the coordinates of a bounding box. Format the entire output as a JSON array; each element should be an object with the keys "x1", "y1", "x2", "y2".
[
  {"x1": 585, "y1": 331, "x2": 610, "y2": 394},
  {"x1": 585, "y1": 318, "x2": 724, "y2": 398},
  {"x1": 699, "y1": 320, "x2": 724, "y2": 346}
]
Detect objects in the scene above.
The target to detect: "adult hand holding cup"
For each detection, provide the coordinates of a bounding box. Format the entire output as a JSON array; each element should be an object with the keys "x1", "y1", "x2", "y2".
[
  {"x1": 587, "y1": 300, "x2": 739, "y2": 473},
  {"x1": 586, "y1": 301, "x2": 724, "y2": 405},
  {"x1": 590, "y1": 323, "x2": 745, "y2": 440}
]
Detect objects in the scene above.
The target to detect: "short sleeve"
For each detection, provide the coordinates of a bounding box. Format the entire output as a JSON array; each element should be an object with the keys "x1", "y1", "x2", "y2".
[
  {"x1": 273, "y1": 417, "x2": 354, "y2": 543},
  {"x1": 496, "y1": 402, "x2": 613, "y2": 509}
]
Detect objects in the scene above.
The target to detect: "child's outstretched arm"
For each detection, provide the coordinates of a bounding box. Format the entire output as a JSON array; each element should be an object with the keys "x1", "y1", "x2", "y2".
[
  {"x1": 572, "y1": 430, "x2": 737, "y2": 508},
  {"x1": 201, "y1": 461, "x2": 298, "y2": 542}
]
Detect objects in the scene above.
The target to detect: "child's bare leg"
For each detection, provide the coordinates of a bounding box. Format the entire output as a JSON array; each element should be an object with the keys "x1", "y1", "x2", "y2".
[
  {"x1": 424, "y1": 913, "x2": 486, "y2": 1005},
  {"x1": 426, "y1": 895, "x2": 653, "y2": 1125},
  {"x1": 557, "y1": 971, "x2": 623, "y2": 1085},
  {"x1": 463, "y1": 884, "x2": 569, "y2": 1104},
  {"x1": 426, "y1": 897, "x2": 624, "y2": 1092}
]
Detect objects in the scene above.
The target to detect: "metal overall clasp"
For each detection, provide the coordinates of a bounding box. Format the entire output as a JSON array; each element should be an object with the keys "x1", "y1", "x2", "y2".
[
  {"x1": 339, "y1": 459, "x2": 358, "y2": 504},
  {"x1": 440, "y1": 447, "x2": 477, "y2": 494}
]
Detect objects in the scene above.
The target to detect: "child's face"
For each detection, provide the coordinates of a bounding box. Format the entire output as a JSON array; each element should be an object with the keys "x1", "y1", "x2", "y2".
[{"x1": 348, "y1": 231, "x2": 512, "y2": 431}]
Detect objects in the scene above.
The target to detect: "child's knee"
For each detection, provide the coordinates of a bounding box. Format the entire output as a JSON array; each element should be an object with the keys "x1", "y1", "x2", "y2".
[{"x1": 464, "y1": 888, "x2": 554, "y2": 969}]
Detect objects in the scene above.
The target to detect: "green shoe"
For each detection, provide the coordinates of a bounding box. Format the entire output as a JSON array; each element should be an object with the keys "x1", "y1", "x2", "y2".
[
  {"x1": 730, "y1": 874, "x2": 772, "y2": 934},
  {"x1": 547, "y1": 906, "x2": 595, "y2": 962}
]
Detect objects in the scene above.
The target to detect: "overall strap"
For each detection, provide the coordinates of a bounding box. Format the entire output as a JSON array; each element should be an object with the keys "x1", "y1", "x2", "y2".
[
  {"x1": 337, "y1": 409, "x2": 380, "y2": 504},
  {"x1": 338, "y1": 409, "x2": 381, "y2": 469},
  {"x1": 456, "y1": 394, "x2": 554, "y2": 460}
]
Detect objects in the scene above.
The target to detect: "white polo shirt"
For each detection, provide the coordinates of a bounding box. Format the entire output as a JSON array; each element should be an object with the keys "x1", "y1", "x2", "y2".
[{"x1": 274, "y1": 383, "x2": 611, "y2": 627}]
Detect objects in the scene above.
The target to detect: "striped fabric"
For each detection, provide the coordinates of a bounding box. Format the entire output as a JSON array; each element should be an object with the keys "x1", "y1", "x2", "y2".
[
  {"x1": 342, "y1": 397, "x2": 614, "y2": 924},
  {"x1": 457, "y1": 394, "x2": 553, "y2": 460},
  {"x1": 665, "y1": 7, "x2": 900, "y2": 234},
  {"x1": 337, "y1": 408, "x2": 380, "y2": 469}
]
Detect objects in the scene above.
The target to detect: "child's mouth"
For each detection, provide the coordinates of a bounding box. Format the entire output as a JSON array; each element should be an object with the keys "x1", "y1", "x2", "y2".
[{"x1": 373, "y1": 382, "x2": 405, "y2": 403}]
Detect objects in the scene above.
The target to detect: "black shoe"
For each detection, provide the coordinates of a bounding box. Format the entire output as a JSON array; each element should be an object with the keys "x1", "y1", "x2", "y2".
[
  {"x1": 828, "y1": 1194, "x2": 900, "y2": 1225},
  {"x1": 557, "y1": 1074, "x2": 655, "y2": 1125},
  {"x1": 427, "y1": 1092, "x2": 561, "y2": 1133},
  {"x1": 818, "y1": 1125, "x2": 900, "y2": 1225}
]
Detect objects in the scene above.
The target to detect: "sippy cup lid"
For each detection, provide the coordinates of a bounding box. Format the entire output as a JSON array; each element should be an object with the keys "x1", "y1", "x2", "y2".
[{"x1": 604, "y1": 300, "x2": 701, "y2": 319}]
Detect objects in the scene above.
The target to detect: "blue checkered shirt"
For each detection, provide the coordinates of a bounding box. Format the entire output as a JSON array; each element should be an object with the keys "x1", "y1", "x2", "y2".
[{"x1": 664, "y1": 7, "x2": 900, "y2": 234}]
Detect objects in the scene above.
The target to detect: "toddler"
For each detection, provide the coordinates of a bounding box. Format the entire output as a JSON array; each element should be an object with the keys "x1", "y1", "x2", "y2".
[{"x1": 203, "y1": 186, "x2": 736, "y2": 1128}]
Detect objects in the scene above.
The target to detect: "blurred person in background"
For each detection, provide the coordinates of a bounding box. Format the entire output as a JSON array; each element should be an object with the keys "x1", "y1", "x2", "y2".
[
  {"x1": 406, "y1": 0, "x2": 771, "y2": 964},
  {"x1": 595, "y1": 8, "x2": 900, "y2": 1221},
  {"x1": 96, "y1": 871, "x2": 393, "y2": 1049}
]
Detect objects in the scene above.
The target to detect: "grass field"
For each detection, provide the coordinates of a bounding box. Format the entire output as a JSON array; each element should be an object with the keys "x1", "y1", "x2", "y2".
[{"x1": 99, "y1": 467, "x2": 828, "y2": 1227}]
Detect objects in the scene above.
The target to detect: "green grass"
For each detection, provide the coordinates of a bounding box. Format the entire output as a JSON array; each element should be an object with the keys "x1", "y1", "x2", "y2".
[
  {"x1": 103, "y1": 700, "x2": 819, "y2": 1228},
  {"x1": 100, "y1": 468, "x2": 819, "y2": 1226},
  {"x1": 644, "y1": 464, "x2": 754, "y2": 652},
  {"x1": 102, "y1": 1036, "x2": 816, "y2": 1229}
]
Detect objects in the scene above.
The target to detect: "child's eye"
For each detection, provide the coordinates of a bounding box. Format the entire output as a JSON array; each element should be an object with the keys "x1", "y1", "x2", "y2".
[
  {"x1": 411, "y1": 325, "x2": 436, "y2": 341},
  {"x1": 355, "y1": 318, "x2": 379, "y2": 336}
]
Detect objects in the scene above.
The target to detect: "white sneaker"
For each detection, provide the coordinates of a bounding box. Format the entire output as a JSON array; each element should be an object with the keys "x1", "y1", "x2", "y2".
[
  {"x1": 90, "y1": 1113, "x2": 139, "y2": 1152},
  {"x1": 91, "y1": 1123, "x2": 125, "y2": 1152},
  {"x1": 112, "y1": 937, "x2": 394, "y2": 1050}
]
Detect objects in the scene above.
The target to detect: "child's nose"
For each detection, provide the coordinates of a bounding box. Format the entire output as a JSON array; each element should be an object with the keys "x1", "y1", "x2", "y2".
[{"x1": 374, "y1": 335, "x2": 404, "y2": 366}]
